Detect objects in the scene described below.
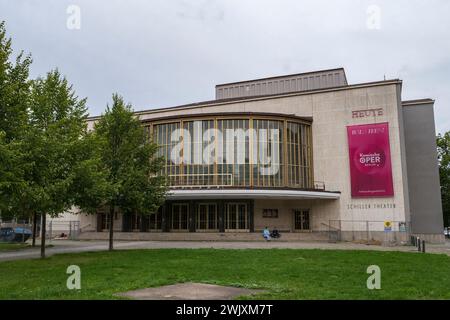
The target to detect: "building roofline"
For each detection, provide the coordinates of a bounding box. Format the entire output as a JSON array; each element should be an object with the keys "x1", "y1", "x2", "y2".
[
  {"x1": 215, "y1": 67, "x2": 347, "y2": 87},
  {"x1": 402, "y1": 98, "x2": 435, "y2": 106},
  {"x1": 87, "y1": 79, "x2": 402, "y2": 121},
  {"x1": 140, "y1": 112, "x2": 313, "y2": 124}
]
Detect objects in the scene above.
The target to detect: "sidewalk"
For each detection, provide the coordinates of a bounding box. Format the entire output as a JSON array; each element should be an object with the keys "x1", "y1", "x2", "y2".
[{"x1": 1, "y1": 239, "x2": 449, "y2": 262}]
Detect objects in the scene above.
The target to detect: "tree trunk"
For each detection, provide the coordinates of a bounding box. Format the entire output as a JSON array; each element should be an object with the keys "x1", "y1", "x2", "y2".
[
  {"x1": 108, "y1": 204, "x2": 114, "y2": 251},
  {"x1": 32, "y1": 212, "x2": 37, "y2": 247},
  {"x1": 40, "y1": 213, "x2": 46, "y2": 258}
]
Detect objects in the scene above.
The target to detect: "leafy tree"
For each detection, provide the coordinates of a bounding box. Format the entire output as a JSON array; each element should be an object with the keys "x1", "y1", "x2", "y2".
[
  {"x1": 0, "y1": 21, "x2": 31, "y2": 142},
  {"x1": 68, "y1": 131, "x2": 111, "y2": 215},
  {"x1": 0, "y1": 22, "x2": 107, "y2": 255},
  {"x1": 23, "y1": 69, "x2": 106, "y2": 258},
  {"x1": 0, "y1": 21, "x2": 32, "y2": 229},
  {"x1": 94, "y1": 94, "x2": 167, "y2": 250},
  {"x1": 437, "y1": 132, "x2": 450, "y2": 227},
  {"x1": 0, "y1": 133, "x2": 27, "y2": 219}
]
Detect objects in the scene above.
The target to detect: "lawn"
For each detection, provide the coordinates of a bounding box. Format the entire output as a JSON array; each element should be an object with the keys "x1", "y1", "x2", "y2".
[
  {"x1": 0, "y1": 248, "x2": 449, "y2": 300},
  {"x1": 0, "y1": 242, "x2": 29, "y2": 252}
]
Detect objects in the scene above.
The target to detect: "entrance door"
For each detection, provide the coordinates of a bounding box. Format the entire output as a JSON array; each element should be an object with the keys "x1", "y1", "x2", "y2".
[
  {"x1": 225, "y1": 203, "x2": 248, "y2": 231},
  {"x1": 196, "y1": 203, "x2": 218, "y2": 231},
  {"x1": 148, "y1": 207, "x2": 162, "y2": 231},
  {"x1": 99, "y1": 213, "x2": 110, "y2": 231},
  {"x1": 130, "y1": 214, "x2": 141, "y2": 231},
  {"x1": 171, "y1": 203, "x2": 189, "y2": 231},
  {"x1": 294, "y1": 209, "x2": 310, "y2": 231}
]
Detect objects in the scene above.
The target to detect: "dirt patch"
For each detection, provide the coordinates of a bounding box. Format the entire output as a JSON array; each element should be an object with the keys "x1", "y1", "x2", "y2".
[{"x1": 116, "y1": 282, "x2": 265, "y2": 300}]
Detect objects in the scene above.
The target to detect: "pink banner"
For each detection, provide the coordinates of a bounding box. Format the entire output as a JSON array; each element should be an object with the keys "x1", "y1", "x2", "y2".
[{"x1": 347, "y1": 122, "x2": 394, "y2": 197}]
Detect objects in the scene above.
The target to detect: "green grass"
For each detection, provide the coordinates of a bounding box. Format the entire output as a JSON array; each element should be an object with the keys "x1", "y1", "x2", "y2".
[
  {"x1": 0, "y1": 248, "x2": 450, "y2": 299},
  {"x1": 0, "y1": 242, "x2": 29, "y2": 251},
  {"x1": 0, "y1": 243, "x2": 53, "y2": 252}
]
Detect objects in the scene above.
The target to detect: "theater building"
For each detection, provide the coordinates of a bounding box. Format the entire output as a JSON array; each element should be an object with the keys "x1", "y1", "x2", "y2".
[{"x1": 76, "y1": 68, "x2": 444, "y2": 243}]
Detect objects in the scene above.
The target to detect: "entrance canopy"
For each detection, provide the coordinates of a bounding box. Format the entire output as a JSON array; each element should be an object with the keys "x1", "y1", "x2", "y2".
[{"x1": 167, "y1": 189, "x2": 340, "y2": 201}]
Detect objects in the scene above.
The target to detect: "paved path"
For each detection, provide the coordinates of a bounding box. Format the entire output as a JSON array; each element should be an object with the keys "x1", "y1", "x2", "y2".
[{"x1": 1, "y1": 239, "x2": 450, "y2": 262}]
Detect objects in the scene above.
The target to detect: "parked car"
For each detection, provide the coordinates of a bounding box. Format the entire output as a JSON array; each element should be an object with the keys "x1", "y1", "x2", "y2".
[
  {"x1": 0, "y1": 227, "x2": 32, "y2": 242},
  {"x1": 0, "y1": 227, "x2": 15, "y2": 242}
]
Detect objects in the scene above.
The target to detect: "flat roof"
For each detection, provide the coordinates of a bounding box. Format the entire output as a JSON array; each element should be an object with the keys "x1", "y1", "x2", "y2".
[
  {"x1": 87, "y1": 78, "x2": 402, "y2": 121},
  {"x1": 215, "y1": 67, "x2": 348, "y2": 87},
  {"x1": 402, "y1": 98, "x2": 435, "y2": 106}
]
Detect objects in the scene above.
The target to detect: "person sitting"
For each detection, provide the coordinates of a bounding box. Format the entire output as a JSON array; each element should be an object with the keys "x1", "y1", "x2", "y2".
[
  {"x1": 262, "y1": 226, "x2": 271, "y2": 241},
  {"x1": 271, "y1": 228, "x2": 280, "y2": 239}
]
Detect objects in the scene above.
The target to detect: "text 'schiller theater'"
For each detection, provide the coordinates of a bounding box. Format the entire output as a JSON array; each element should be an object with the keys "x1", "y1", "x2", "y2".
[{"x1": 72, "y1": 68, "x2": 444, "y2": 243}]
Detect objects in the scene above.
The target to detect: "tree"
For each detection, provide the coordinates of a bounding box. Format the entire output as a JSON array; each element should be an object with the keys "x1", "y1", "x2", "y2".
[
  {"x1": 0, "y1": 133, "x2": 27, "y2": 220},
  {"x1": 94, "y1": 94, "x2": 167, "y2": 250},
  {"x1": 23, "y1": 69, "x2": 99, "y2": 258},
  {"x1": 0, "y1": 21, "x2": 32, "y2": 234},
  {"x1": 437, "y1": 132, "x2": 450, "y2": 227},
  {"x1": 0, "y1": 21, "x2": 31, "y2": 142},
  {"x1": 68, "y1": 131, "x2": 111, "y2": 216}
]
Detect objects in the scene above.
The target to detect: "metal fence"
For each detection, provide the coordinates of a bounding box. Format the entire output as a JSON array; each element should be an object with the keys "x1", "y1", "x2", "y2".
[
  {"x1": 0, "y1": 219, "x2": 80, "y2": 241},
  {"x1": 47, "y1": 220, "x2": 80, "y2": 240},
  {"x1": 320, "y1": 220, "x2": 411, "y2": 245}
]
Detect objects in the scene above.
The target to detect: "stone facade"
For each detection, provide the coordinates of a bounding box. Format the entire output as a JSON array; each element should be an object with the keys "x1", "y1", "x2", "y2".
[{"x1": 74, "y1": 71, "x2": 444, "y2": 243}]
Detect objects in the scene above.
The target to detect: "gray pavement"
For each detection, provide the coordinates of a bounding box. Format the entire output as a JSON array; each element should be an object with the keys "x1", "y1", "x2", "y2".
[{"x1": 1, "y1": 239, "x2": 450, "y2": 262}]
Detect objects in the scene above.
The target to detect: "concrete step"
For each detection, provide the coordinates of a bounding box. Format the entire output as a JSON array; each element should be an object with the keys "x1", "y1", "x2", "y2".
[{"x1": 78, "y1": 231, "x2": 330, "y2": 242}]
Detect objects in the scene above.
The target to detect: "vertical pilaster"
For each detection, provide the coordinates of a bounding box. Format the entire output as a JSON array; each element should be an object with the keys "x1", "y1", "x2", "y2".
[
  {"x1": 248, "y1": 199, "x2": 255, "y2": 232},
  {"x1": 162, "y1": 202, "x2": 170, "y2": 232},
  {"x1": 96, "y1": 213, "x2": 102, "y2": 232},
  {"x1": 122, "y1": 214, "x2": 131, "y2": 232},
  {"x1": 189, "y1": 200, "x2": 196, "y2": 232},
  {"x1": 218, "y1": 200, "x2": 225, "y2": 232},
  {"x1": 141, "y1": 214, "x2": 149, "y2": 232}
]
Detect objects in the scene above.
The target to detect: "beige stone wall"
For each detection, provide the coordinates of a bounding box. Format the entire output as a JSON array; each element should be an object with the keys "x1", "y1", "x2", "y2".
[
  {"x1": 79, "y1": 214, "x2": 97, "y2": 232},
  {"x1": 254, "y1": 199, "x2": 300, "y2": 232},
  {"x1": 412, "y1": 233, "x2": 445, "y2": 244},
  {"x1": 47, "y1": 207, "x2": 80, "y2": 224},
  {"x1": 253, "y1": 199, "x2": 338, "y2": 232},
  {"x1": 78, "y1": 210, "x2": 123, "y2": 232},
  {"x1": 310, "y1": 84, "x2": 408, "y2": 231},
  {"x1": 46, "y1": 207, "x2": 81, "y2": 234}
]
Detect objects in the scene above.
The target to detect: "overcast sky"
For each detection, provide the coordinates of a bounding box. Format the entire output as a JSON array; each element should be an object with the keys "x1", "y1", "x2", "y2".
[{"x1": 1, "y1": 0, "x2": 449, "y2": 133}]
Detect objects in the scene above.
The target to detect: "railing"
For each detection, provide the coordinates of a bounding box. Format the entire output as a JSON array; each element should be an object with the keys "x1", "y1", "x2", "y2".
[
  {"x1": 1, "y1": 220, "x2": 81, "y2": 241},
  {"x1": 169, "y1": 173, "x2": 234, "y2": 189},
  {"x1": 47, "y1": 220, "x2": 80, "y2": 240},
  {"x1": 326, "y1": 220, "x2": 411, "y2": 245},
  {"x1": 0, "y1": 220, "x2": 31, "y2": 227},
  {"x1": 320, "y1": 222, "x2": 341, "y2": 242},
  {"x1": 168, "y1": 174, "x2": 328, "y2": 191},
  {"x1": 80, "y1": 223, "x2": 92, "y2": 232}
]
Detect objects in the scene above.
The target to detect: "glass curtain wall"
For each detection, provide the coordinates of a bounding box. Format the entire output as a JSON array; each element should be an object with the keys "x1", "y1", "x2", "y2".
[
  {"x1": 150, "y1": 117, "x2": 312, "y2": 189},
  {"x1": 286, "y1": 122, "x2": 313, "y2": 188},
  {"x1": 252, "y1": 119, "x2": 284, "y2": 187},
  {"x1": 152, "y1": 122, "x2": 181, "y2": 186},
  {"x1": 217, "y1": 119, "x2": 250, "y2": 186}
]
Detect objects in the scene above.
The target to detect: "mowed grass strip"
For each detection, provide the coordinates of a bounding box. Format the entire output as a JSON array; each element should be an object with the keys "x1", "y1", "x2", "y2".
[
  {"x1": 0, "y1": 243, "x2": 29, "y2": 252},
  {"x1": 0, "y1": 248, "x2": 449, "y2": 300}
]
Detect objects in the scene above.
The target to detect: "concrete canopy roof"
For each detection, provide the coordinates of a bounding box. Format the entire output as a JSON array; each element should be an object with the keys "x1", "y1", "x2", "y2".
[{"x1": 166, "y1": 189, "x2": 340, "y2": 201}]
